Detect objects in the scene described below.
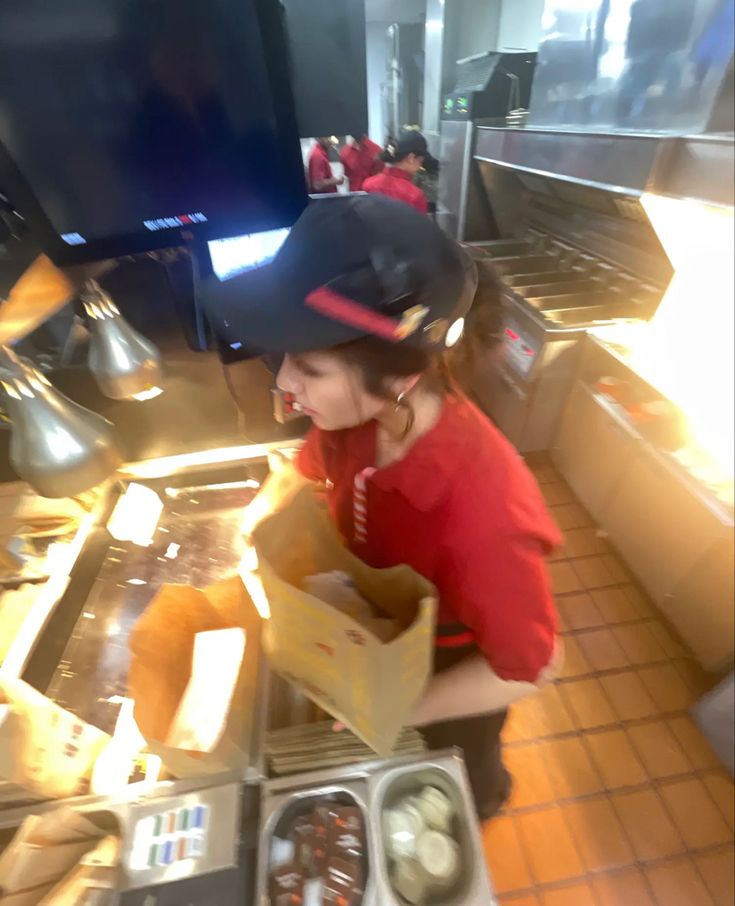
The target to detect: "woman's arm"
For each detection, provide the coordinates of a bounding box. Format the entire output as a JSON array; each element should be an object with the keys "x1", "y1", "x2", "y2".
[
  {"x1": 240, "y1": 453, "x2": 312, "y2": 538},
  {"x1": 409, "y1": 650, "x2": 559, "y2": 727},
  {"x1": 312, "y1": 175, "x2": 342, "y2": 191}
]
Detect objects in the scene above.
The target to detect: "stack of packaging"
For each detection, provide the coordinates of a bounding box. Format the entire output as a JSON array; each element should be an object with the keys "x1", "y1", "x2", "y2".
[{"x1": 0, "y1": 806, "x2": 120, "y2": 905}]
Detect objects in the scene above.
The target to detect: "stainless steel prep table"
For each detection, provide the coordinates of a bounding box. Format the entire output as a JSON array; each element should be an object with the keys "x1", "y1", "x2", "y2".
[{"x1": 0, "y1": 443, "x2": 498, "y2": 905}]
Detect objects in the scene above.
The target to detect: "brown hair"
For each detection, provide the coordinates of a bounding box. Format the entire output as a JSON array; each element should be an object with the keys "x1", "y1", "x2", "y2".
[{"x1": 329, "y1": 261, "x2": 504, "y2": 428}]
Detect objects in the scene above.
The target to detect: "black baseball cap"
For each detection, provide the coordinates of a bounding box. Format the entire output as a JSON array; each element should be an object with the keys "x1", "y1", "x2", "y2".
[
  {"x1": 388, "y1": 128, "x2": 439, "y2": 172},
  {"x1": 203, "y1": 194, "x2": 477, "y2": 361},
  {"x1": 392, "y1": 129, "x2": 429, "y2": 158}
]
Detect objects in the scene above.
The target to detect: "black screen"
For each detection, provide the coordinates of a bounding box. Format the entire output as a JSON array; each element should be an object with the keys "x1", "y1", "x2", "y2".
[
  {"x1": 0, "y1": 0, "x2": 307, "y2": 263},
  {"x1": 282, "y1": 0, "x2": 368, "y2": 138}
]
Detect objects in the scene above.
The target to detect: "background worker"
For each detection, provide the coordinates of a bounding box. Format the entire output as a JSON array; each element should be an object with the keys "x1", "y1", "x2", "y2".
[
  {"x1": 362, "y1": 129, "x2": 434, "y2": 214},
  {"x1": 339, "y1": 134, "x2": 383, "y2": 191},
  {"x1": 307, "y1": 137, "x2": 343, "y2": 194}
]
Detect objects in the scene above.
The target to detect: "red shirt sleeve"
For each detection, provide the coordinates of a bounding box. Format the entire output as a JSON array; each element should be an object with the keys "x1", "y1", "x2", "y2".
[
  {"x1": 295, "y1": 426, "x2": 328, "y2": 482},
  {"x1": 435, "y1": 470, "x2": 560, "y2": 683},
  {"x1": 339, "y1": 146, "x2": 353, "y2": 180},
  {"x1": 308, "y1": 150, "x2": 332, "y2": 190}
]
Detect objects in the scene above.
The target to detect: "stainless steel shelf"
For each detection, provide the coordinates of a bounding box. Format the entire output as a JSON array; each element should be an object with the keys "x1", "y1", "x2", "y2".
[{"x1": 474, "y1": 126, "x2": 734, "y2": 207}]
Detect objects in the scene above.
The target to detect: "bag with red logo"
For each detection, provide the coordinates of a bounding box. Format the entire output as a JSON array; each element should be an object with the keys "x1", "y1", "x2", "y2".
[{"x1": 0, "y1": 675, "x2": 110, "y2": 801}]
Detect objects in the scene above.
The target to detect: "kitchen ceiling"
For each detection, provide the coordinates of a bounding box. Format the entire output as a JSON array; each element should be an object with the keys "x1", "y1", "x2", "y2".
[{"x1": 365, "y1": 0, "x2": 425, "y2": 23}]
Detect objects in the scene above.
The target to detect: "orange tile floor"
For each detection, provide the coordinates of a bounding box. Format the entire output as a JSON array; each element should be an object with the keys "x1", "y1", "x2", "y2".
[{"x1": 482, "y1": 457, "x2": 735, "y2": 906}]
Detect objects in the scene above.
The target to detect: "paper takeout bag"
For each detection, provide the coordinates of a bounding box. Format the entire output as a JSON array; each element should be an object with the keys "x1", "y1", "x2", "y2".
[
  {"x1": 0, "y1": 805, "x2": 120, "y2": 903},
  {"x1": 128, "y1": 577, "x2": 258, "y2": 778},
  {"x1": 253, "y1": 487, "x2": 437, "y2": 756},
  {"x1": 0, "y1": 675, "x2": 110, "y2": 800}
]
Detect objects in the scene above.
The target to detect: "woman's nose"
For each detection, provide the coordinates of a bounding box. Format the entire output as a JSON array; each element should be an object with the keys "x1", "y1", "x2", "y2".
[{"x1": 276, "y1": 355, "x2": 300, "y2": 394}]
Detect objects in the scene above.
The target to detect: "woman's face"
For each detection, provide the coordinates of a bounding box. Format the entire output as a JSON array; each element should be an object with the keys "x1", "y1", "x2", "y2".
[
  {"x1": 276, "y1": 351, "x2": 387, "y2": 431},
  {"x1": 404, "y1": 152, "x2": 425, "y2": 175}
]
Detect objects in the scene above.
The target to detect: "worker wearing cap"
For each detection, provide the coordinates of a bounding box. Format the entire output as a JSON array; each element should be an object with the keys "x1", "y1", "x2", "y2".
[
  {"x1": 362, "y1": 129, "x2": 434, "y2": 214},
  {"x1": 307, "y1": 137, "x2": 343, "y2": 194},
  {"x1": 339, "y1": 134, "x2": 383, "y2": 192},
  {"x1": 204, "y1": 195, "x2": 560, "y2": 821}
]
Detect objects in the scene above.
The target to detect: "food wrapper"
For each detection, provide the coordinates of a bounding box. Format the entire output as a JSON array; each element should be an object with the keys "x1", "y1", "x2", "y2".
[
  {"x1": 0, "y1": 806, "x2": 119, "y2": 902},
  {"x1": 0, "y1": 675, "x2": 110, "y2": 799}
]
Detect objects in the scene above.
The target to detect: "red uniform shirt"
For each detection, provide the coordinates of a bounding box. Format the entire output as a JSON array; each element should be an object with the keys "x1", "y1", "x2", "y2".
[
  {"x1": 362, "y1": 166, "x2": 428, "y2": 214},
  {"x1": 296, "y1": 395, "x2": 561, "y2": 682},
  {"x1": 308, "y1": 143, "x2": 337, "y2": 194},
  {"x1": 340, "y1": 138, "x2": 383, "y2": 191}
]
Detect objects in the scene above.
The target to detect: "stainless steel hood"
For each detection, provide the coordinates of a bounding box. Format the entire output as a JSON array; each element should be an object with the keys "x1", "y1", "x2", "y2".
[
  {"x1": 474, "y1": 127, "x2": 734, "y2": 207},
  {"x1": 473, "y1": 0, "x2": 734, "y2": 208}
]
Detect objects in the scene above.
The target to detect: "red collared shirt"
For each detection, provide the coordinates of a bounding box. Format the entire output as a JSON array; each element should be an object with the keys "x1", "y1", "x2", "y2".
[
  {"x1": 296, "y1": 395, "x2": 561, "y2": 682},
  {"x1": 308, "y1": 143, "x2": 337, "y2": 194},
  {"x1": 340, "y1": 139, "x2": 384, "y2": 191},
  {"x1": 362, "y1": 166, "x2": 428, "y2": 214}
]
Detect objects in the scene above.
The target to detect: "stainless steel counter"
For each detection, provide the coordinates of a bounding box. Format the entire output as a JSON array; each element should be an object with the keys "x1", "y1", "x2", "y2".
[
  {"x1": 0, "y1": 443, "x2": 297, "y2": 901},
  {"x1": 0, "y1": 444, "x2": 497, "y2": 905}
]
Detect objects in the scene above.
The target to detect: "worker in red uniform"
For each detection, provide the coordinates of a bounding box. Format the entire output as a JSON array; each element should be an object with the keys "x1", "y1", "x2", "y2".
[
  {"x1": 204, "y1": 195, "x2": 561, "y2": 821},
  {"x1": 307, "y1": 137, "x2": 343, "y2": 194},
  {"x1": 339, "y1": 134, "x2": 383, "y2": 191},
  {"x1": 362, "y1": 129, "x2": 433, "y2": 214}
]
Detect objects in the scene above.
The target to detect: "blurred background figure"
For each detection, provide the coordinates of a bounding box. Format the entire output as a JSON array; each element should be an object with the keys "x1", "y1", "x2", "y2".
[
  {"x1": 339, "y1": 134, "x2": 383, "y2": 191},
  {"x1": 362, "y1": 128, "x2": 435, "y2": 214},
  {"x1": 307, "y1": 136, "x2": 343, "y2": 193},
  {"x1": 615, "y1": 0, "x2": 696, "y2": 126}
]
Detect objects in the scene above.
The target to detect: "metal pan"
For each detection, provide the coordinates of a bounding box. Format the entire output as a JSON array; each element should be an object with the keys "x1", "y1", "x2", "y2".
[
  {"x1": 515, "y1": 280, "x2": 603, "y2": 298},
  {"x1": 256, "y1": 779, "x2": 376, "y2": 905},
  {"x1": 503, "y1": 269, "x2": 590, "y2": 287},
  {"x1": 369, "y1": 754, "x2": 495, "y2": 905},
  {"x1": 526, "y1": 291, "x2": 616, "y2": 312},
  {"x1": 489, "y1": 254, "x2": 560, "y2": 275},
  {"x1": 542, "y1": 304, "x2": 634, "y2": 326}
]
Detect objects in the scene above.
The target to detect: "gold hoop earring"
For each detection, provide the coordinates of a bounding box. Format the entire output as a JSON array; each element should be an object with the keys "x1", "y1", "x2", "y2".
[{"x1": 393, "y1": 390, "x2": 414, "y2": 438}]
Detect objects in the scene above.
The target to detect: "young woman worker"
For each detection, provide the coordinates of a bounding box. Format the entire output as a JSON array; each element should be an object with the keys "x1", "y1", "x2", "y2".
[{"x1": 204, "y1": 194, "x2": 561, "y2": 820}]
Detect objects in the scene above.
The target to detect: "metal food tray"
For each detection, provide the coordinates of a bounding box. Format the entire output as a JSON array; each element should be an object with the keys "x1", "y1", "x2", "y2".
[{"x1": 256, "y1": 749, "x2": 496, "y2": 906}]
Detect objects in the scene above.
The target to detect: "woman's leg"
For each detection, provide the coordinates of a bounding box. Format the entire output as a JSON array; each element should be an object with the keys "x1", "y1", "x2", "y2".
[{"x1": 421, "y1": 709, "x2": 510, "y2": 821}]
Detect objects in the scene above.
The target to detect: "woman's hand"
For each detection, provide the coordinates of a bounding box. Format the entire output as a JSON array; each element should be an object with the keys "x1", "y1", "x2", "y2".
[
  {"x1": 239, "y1": 451, "x2": 311, "y2": 619},
  {"x1": 240, "y1": 450, "x2": 308, "y2": 541}
]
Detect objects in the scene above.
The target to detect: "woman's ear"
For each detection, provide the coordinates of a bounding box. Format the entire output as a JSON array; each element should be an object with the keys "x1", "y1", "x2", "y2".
[{"x1": 391, "y1": 374, "x2": 421, "y2": 398}]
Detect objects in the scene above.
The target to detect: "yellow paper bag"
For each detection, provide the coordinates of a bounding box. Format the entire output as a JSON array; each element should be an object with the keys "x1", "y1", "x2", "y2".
[{"x1": 253, "y1": 487, "x2": 437, "y2": 757}]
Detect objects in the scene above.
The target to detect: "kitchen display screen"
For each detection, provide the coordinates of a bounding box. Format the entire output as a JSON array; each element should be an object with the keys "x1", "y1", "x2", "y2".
[
  {"x1": 208, "y1": 227, "x2": 290, "y2": 281},
  {"x1": 0, "y1": 0, "x2": 307, "y2": 264}
]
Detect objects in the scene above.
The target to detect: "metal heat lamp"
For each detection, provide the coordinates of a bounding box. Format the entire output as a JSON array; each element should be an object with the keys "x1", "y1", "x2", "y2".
[
  {"x1": 81, "y1": 280, "x2": 163, "y2": 401},
  {"x1": 0, "y1": 345, "x2": 121, "y2": 498}
]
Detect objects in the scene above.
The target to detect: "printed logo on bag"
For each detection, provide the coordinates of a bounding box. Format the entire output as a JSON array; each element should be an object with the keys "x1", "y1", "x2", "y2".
[{"x1": 345, "y1": 629, "x2": 367, "y2": 646}]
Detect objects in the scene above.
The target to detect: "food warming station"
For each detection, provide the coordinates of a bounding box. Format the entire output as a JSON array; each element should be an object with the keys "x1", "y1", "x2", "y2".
[{"x1": 0, "y1": 443, "x2": 497, "y2": 905}]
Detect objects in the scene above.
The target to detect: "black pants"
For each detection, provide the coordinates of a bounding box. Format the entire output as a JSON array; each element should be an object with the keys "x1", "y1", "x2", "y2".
[{"x1": 420, "y1": 644, "x2": 510, "y2": 820}]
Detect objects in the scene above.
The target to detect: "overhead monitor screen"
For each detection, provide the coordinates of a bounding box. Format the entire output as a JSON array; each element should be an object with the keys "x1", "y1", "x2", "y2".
[{"x1": 0, "y1": 0, "x2": 307, "y2": 264}]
